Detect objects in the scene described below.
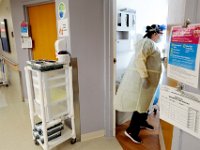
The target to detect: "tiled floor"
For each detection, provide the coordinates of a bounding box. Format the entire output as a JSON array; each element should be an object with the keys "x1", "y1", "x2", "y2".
[{"x1": 0, "y1": 84, "x2": 122, "y2": 150}]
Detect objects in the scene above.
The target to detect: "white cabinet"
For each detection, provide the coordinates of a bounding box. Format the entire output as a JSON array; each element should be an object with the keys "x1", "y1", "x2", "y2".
[
  {"x1": 117, "y1": 10, "x2": 136, "y2": 31},
  {"x1": 116, "y1": 9, "x2": 136, "y2": 83},
  {"x1": 116, "y1": 10, "x2": 136, "y2": 52}
]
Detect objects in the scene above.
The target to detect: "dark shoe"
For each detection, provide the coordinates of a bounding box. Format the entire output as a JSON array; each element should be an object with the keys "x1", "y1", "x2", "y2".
[
  {"x1": 139, "y1": 112, "x2": 148, "y2": 122},
  {"x1": 124, "y1": 131, "x2": 142, "y2": 144},
  {"x1": 140, "y1": 121, "x2": 154, "y2": 130}
]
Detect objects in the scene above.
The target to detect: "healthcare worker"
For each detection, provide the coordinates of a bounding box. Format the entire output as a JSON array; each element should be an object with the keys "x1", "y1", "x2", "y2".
[{"x1": 115, "y1": 24, "x2": 165, "y2": 143}]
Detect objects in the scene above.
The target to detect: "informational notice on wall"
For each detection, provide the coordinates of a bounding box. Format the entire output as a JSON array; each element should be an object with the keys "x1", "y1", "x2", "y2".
[
  {"x1": 21, "y1": 21, "x2": 29, "y2": 37},
  {"x1": 159, "y1": 85, "x2": 200, "y2": 139},
  {"x1": 58, "y1": 18, "x2": 69, "y2": 37},
  {"x1": 167, "y1": 24, "x2": 200, "y2": 88},
  {"x1": 21, "y1": 37, "x2": 32, "y2": 49}
]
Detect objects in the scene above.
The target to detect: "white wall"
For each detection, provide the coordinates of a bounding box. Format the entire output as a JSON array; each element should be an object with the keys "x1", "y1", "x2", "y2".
[
  {"x1": 117, "y1": 0, "x2": 168, "y2": 34},
  {"x1": 0, "y1": 0, "x2": 22, "y2": 101},
  {"x1": 0, "y1": 0, "x2": 18, "y2": 62},
  {"x1": 184, "y1": 0, "x2": 198, "y2": 23},
  {"x1": 167, "y1": 0, "x2": 186, "y2": 25},
  {"x1": 197, "y1": 0, "x2": 200, "y2": 22},
  {"x1": 68, "y1": 0, "x2": 105, "y2": 134},
  {"x1": 10, "y1": 0, "x2": 34, "y2": 100}
]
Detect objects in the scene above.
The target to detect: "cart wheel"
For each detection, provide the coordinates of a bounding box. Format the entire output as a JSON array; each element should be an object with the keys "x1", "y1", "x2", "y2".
[
  {"x1": 34, "y1": 139, "x2": 39, "y2": 145},
  {"x1": 71, "y1": 138, "x2": 76, "y2": 144}
]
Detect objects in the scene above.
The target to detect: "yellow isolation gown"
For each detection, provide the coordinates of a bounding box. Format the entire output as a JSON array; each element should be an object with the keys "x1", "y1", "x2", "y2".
[{"x1": 115, "y1": 38, "x2": 161, "y2": 112}]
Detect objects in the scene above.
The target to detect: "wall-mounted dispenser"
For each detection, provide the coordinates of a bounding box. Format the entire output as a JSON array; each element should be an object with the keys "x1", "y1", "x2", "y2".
[{"x1": 55, "y1": 38, "x2": 70, "y2": 65}]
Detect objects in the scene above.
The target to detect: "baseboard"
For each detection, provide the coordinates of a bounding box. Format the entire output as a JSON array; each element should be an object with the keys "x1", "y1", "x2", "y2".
[
  {"x1": 81, "y1": 130, "x2": 105, "y2": 142},
  {"x1": 159, "y1": 126, "x2": 166, "y2": 150}
]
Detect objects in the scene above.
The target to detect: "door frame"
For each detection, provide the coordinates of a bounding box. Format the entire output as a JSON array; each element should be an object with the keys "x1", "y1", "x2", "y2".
[{"x1": 104, "y1": 0, "x2": 117, "y2": 136}]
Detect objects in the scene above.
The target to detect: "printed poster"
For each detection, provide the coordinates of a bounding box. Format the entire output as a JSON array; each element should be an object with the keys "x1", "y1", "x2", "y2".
[
  {"x1": 21, "y1": 21, "x2": 29, "y2": 37},
  {"x1": 58, "y1": 18, "x2": 69, "y2": 37},
  {"x1": 167, "y1": 25, "x2": 200, "y2": 88},
  {"x1": 58, "y1": 2, "x2": 66, "y2": 19},
  {"x1": 159, "y1": 85, "x2": 200, "y2": 139},
  {"x1": 21, "y1": 37, "x2": 32, "y2": 49}
]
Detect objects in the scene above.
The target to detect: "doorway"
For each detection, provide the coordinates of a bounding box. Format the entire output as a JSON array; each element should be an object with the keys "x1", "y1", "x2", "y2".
[
  {"x1": 28, "y1": 2, "x2": 57, "y2": 60},
  {"x1": 113, "y1": 0, "x2": 171, "y2": 149}
]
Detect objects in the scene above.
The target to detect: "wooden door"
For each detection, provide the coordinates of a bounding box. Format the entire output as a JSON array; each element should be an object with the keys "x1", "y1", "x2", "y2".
[{"x1": 28, "y1": 3, "x2": 57, "y2": 60}]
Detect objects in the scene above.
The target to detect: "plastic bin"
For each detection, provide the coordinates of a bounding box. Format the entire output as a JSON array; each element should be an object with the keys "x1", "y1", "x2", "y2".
[{"x1": 31, "y1": 68, "x2": 70, "y2": 121}]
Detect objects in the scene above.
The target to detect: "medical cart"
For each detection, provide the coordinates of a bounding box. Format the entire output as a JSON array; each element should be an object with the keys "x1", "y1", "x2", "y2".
[{"x1": 25, "y1": 60, "x2": 76, "y2": 150}]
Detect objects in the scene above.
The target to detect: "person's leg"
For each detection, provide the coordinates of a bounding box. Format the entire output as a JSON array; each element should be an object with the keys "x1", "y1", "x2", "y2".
[
  {"x1": 125, "y1": 111, "x2": 142, "y2": 144},
  {"x1": 140, "y1": 112, "x2": 154, "y2": 130},
  {"x1": 125, "y1": 124, "x2": 141, "y2": 144}
]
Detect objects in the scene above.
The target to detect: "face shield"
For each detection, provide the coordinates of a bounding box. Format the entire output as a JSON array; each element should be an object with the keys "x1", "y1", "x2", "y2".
[{"x1": 155, "y1": 24, "x2": 166, "y2": 43}]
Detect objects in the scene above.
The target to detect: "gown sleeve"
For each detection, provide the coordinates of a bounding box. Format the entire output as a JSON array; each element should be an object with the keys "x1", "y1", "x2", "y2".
[{"x1": 135, "y1": 39, "x2": 154, "y2": 78}]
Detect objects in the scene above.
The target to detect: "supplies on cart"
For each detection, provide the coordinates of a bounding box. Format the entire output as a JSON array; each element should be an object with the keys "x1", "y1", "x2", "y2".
[
  {"x1": 34, "y1": 120, "x2": 64, "y2": 135},
  {"x1": 27, "y1": 60, "x2": 63, "y2": 72},
  {"x1": 33, "y1": 121, "x2": 64, "y2": 144}
]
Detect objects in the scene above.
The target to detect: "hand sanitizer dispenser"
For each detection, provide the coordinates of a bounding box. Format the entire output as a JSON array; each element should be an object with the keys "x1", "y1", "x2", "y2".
[{"x1": 55, "y1": 39, "x2": 70, "y2": 65}]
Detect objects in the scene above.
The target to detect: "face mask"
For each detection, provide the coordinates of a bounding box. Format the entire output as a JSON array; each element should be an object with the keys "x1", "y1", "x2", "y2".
[{"x1": 156, "y1": 35, "x2": 163, "y2": 43}]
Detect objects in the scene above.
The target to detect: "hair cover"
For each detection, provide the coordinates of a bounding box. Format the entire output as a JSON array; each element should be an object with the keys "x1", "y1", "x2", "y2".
[
  {"x1": 143, "y1": 24, "x2": 166, "y2": 38},
  {"x1": 145, "y1": 24, "x2": 165, "y2": 34}
]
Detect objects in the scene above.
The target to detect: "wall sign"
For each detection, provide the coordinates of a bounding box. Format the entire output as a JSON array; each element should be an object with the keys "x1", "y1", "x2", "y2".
[
  {"x1": 21, "y1": 37, "x2": 32, "y2": 49},
  {"x1": 58, "y1": 18, "x2": 69, "y2": 37},
  {"x1": 167, "y1": 24, "x2": 200, "y2": 88},
  {"x1": 58, "y1": 2, "x2": 66, "y2": 19},
  {"x1": 21, "y1": 21, "x2": 29, "y2": 37},
  {"x1": 160, "y1": 85, "x2": 200, "y2": 139}
]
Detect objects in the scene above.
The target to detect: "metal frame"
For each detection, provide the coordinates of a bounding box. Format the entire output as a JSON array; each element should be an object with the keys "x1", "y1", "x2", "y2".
[{"x1": 0, "y1": 57, "x2": 8, "y2": 86}]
